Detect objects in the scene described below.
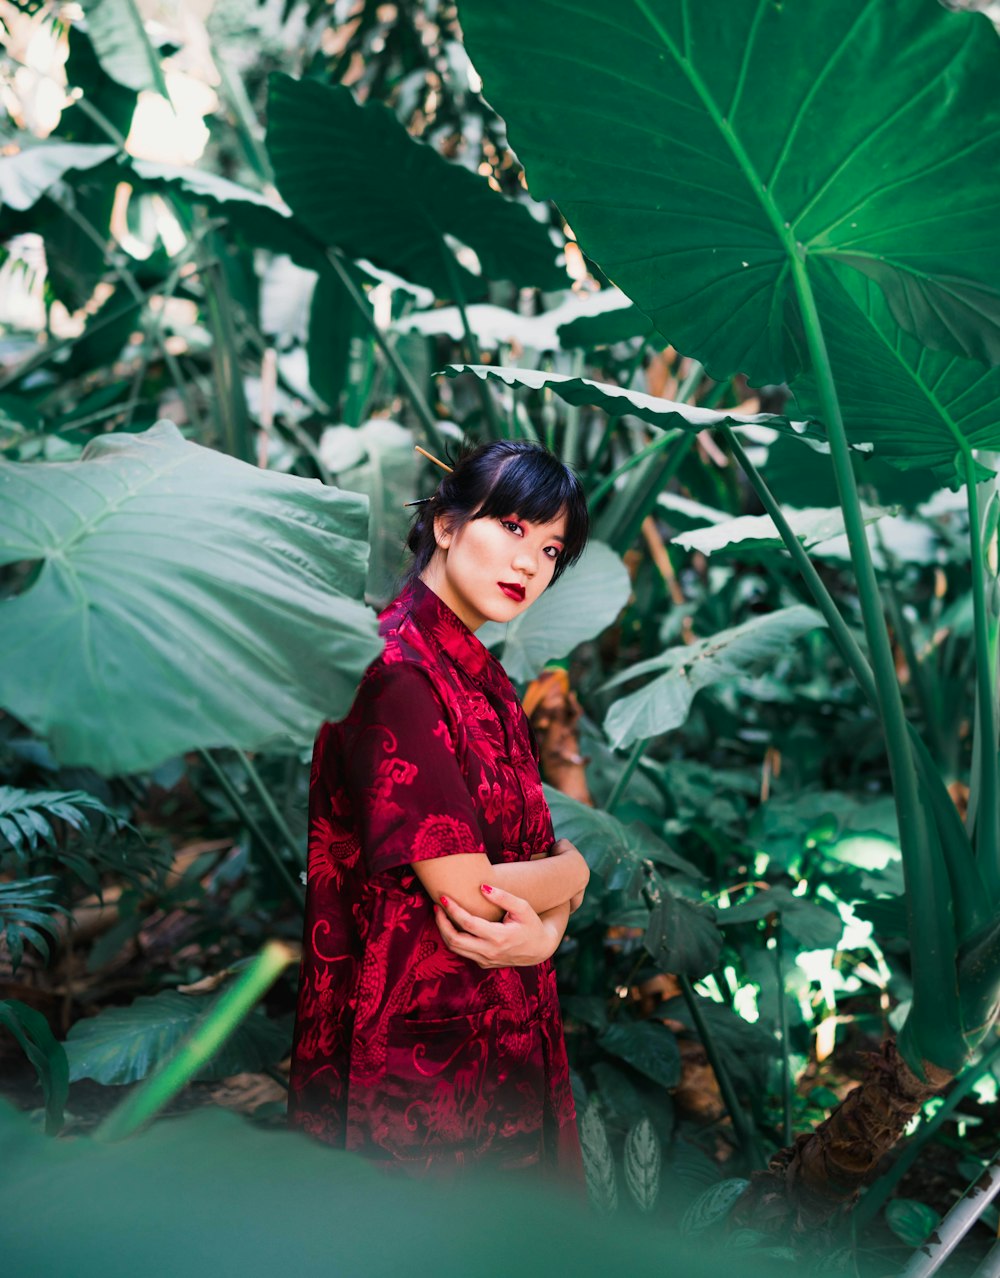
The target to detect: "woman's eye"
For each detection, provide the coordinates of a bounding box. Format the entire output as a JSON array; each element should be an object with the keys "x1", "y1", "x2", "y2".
[
  {"x1": 502, "y1": 520, "x2": 522, "y2": 535},
  {"x1": 544, "y1": 546, "x2": 561, "y2": 560}
]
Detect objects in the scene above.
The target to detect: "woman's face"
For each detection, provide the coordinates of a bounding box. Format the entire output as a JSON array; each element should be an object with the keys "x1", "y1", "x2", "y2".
[{"x1": 421, "y1": 506, "x2": 568, "y2": 632}]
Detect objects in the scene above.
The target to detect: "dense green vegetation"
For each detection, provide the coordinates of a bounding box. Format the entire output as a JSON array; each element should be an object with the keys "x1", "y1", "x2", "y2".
[{"x1": 3, "y1": 0, "x2": 1000, "y2": 1271}]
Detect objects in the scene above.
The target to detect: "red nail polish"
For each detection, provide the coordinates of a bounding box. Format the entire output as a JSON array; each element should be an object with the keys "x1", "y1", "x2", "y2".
[
  {"x1": 481, "y1": 884, "x2": 493, "y2": 894},
  {"x1": 439, "y1": 895, "x2": 449, "y2": 908}
]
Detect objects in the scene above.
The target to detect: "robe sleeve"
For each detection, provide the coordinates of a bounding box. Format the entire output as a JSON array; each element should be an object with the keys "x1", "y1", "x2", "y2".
[{"x1": 341, "y1": 661, "x2": 488, "y2": 878}]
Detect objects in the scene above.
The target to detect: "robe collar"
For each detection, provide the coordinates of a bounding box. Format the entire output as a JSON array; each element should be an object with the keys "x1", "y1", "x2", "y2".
[{"x1": 402, "y1": 576, "x2": 501, "y2": 687}]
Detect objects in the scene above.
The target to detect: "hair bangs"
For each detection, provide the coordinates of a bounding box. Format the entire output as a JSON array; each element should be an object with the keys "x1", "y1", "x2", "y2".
[
  {"x1": 473, "y1": 451, "x2": 588, "y2": 580},
  {"x1": 404, "y1": 438, "x2": 589, "y2": 587}
]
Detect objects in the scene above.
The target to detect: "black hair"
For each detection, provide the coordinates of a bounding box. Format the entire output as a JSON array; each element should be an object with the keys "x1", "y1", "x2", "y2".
[{"x1": 405, "y1": 439, "x2": 589, "y2": 587}]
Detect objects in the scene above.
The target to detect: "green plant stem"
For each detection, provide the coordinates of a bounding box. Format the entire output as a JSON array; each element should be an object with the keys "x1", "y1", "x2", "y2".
[
  {"x1": 789, "y1": 255, "x2": 962, "y2": 1072},
  {"x1": 438, "y1": 241, "x2": 503, "y2": 440},
  {"x1": 562, "y1": 350, "x2": 585, "y2": 465},
  {"x1": 675, "y1": 359, "x2": 704, "y2": 403},
  {"x1": 587, "y1": 427, "x2": 681, "y2": 510},
  {"x1": 199, "y1": 231, "x2": 254, "y2": 463},
  {"x1": 723, "y1": 428, "x2": 987, "y2": 938},
  {"x1": 679, "y1": 974, "x2": 765, "y2": 1170},
  {"x1": 198, "y1": 750, "x2": 304, "y2": 907},
  {"x1": 586, "y1": 360, "x2": 702, "y2": 516},
  {"x1": 238, "y1": 751, "x2": 305, "y2": 868},
  {"x1": 96, "y1": 941, "x2": 295, "y2": 1142},
  {"x1": 583, "y1": 414, "x2": 620, "y2": 488},
  {"x1": 211, "y1": 47, "x2": 275, "y2": 187},
  {"x1": 606, "y1": 738, "x2": 647, "y2": 815},
  {"x1": 324, "y1": 250, "x2": 447, "y2": 456},
  {"x1": 877, "y1": 525, "x2": 947, "y2": 767},
  {"x1": 964, "y1": 455, "x2": 1000, "y2": 902},
  {"x1": 775, "y1": 925, "x2": 793, "y2": 1147}
]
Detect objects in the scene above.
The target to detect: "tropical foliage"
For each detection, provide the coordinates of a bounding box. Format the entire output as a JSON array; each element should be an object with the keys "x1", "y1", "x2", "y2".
[{"x1": 3, "y1": 0, "x2": 1000, "y2": 1272}]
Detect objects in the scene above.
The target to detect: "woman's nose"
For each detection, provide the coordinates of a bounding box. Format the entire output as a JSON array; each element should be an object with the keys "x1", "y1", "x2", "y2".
[{"x1": 512, "y1": 544, "x2": 538, "y2": 575}]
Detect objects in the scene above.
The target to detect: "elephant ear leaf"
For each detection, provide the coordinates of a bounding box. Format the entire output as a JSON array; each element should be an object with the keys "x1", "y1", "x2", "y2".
[
  {"x1": 793, "y1": 262, "x2": 1000, "y2": 486},
  {"x1": 603, "y1": 606, "x2": 826, "y2": 748},
  {"x1": 265, "y1": 74, "x2": 565, "y2": 297},
  {"x1": 0, "y1": 422, "x2": 381, "y2": 775},
  {"x1": 459, "y1": 0, "x2": 1000, "y2": 381},
  {"x1": 0, "y1": 140, "x2": 118, "y2": 212}
]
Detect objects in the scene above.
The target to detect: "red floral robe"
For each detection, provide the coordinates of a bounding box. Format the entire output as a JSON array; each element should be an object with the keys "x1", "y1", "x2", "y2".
[{"x1": 288, "y1": 577, "x2": 583, "y2": 1182}]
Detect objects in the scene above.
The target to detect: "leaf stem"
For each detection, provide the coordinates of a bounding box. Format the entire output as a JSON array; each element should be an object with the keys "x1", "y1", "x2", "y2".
[
  {"x1": 438, "y1": 242, "x2": 503, "y2": 440},
  {"x1": 238, "y1": 751, "x2": 305, "y2": 868},
  {"x1": 197, "y1": 749, "x2": 304, "y2": 908},
  {"x1": 964, "y1": 454, "x2": 1000, "y2": 902},
  {"x1": 324, "y1": 249, "x2": 447, "y2": 456},
  {"x1": 775, "y1": 922, "x2": 793, "y2": 1148},
  {"x1": 723, "y1": 427, "x2": 986, "y2": 938},
  {"x1": 789, "y1": 255, "x2": 962, "y2": 1073},
  {"x1": 678, "y1": 975, "x2": 765, "y2": 1170},
  {"x1": 606, "y1": 738, "x2": 647, "y2": 815},
  {"x1": 95, "y1": 942, "x2": 295, "y2": 1142}
]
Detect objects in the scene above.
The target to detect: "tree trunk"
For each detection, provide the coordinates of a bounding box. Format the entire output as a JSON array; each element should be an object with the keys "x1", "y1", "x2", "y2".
[{"x1": 731, "y1": 1037, "x2": 952, "y2": 1235}]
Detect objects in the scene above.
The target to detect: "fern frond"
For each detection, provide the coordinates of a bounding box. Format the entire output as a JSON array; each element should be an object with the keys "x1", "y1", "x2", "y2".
[
  {"x1": 0, "y1": 876, "x2": 67, "y2": 973},
  {"x1": 0, "y1": 786, "x2": 128, "y2": 859}
]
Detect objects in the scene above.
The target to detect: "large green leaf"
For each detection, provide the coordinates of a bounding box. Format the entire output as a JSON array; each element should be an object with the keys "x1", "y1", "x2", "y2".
[
  {"x1": 63, "y1": 990, "x2": 289, "y2": 1084},
  {"x1": 79, "y1": 0, "x2": 169, "y2": 96},
  {"x1": 598, "y1": 1020, "x2": 681, "y2": 1088},
  {"x1": 460, "y1": 0, "x2": 1000, "y2": 381},
  {"x1": 658, "y1": 995, "x2": 777, "y2": 1097},
  {"x1": 794, "y1": 263, "x2": 1000, "y2": 484},
  {"x1": 672, "y1": 505, "x2": 886, "y2": 561},
  {"x1": 446, "y1": 365, "x2": 825, "y2": 441},
  {"x1": 266, "y1": 74, "x2": 565, "y2": 297},
  {"x1": 0, "y1": 421, "x2": 380, "y2": 775},
  {"x1": 398, "y1": 290, "x2": 640, "y2": 352},
  {"x1": 44, "y1": 27, "x2": 137, "y2": 312},
  {"x1": 0, "y1": 140, "x2": 117, "y2": 212},
  {"x1": 130, "y1": 160, "x2": 283, "y2": 210},
  {"x1": 718, "y1": 885, "x2": 844, "y2": 950},
  {"x1": 761, "y1": 433, "x2": 939, "y2": 510},
  {"x1": 644, "y1": 891, "x2": 722, "y2": 977},
  {"x1": 545, "y1": 785, "x2": 703, "y2": 881},
  {"x1": 0, "y1": 999, "x2": 68, "y2": 1134},
  {"x1": 318, "y1": 419, "x2": 418, "y2": 604},
  {"x1": 478, "y1": 541, "x2": 631, "y2": 680},
  {"x1": 603, "y1": 606, "x2": 826, "y2": 748}
]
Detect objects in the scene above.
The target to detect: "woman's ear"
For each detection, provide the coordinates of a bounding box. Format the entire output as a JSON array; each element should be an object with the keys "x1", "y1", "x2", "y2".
[{"x1": 433, "y1": 512, "x2": 453, "y2": 550}]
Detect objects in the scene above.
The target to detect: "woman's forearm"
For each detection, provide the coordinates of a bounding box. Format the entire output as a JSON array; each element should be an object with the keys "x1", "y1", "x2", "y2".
[
  {"x1": 489, "y1": 851, "x2": 587, "y2": 915},
  {"x1": 539, "y1": 899, "x2": 570, "y2": 953}
]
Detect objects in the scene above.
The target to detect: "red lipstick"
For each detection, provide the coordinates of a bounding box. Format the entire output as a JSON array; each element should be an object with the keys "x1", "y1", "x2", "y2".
[{"x1": 499, "y1": 582, "x2": 526, "y2": 602}]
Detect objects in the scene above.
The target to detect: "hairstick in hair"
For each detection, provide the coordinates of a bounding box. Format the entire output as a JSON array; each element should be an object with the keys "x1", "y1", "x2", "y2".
[
  {"x1": 414, "y1": 445, "x2": 453, "y2": 474},
  {"x1": 403, "y1": 445, "x2": 452, "y2": 507}
]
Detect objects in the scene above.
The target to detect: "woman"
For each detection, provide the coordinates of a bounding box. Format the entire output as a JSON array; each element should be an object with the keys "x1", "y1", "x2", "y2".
[{"x1": 288, "y1": 439, "x2": 592, "y2": 1182}]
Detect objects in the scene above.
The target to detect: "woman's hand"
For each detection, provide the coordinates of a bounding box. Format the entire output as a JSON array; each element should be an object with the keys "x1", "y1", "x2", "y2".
[
  {"x1": 551, "y1": 837, "x2": 590, "y2": 900},
  {"x1": 434, "y1": 885, "x2": 563, "y2": 968},
  {"x1": 546, "y1": 838, "x2": 589, "y2": 912}
]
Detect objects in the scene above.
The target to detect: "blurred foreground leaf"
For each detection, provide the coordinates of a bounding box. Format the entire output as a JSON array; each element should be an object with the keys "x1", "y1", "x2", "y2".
[
  {"x1": 0, "y1": 1101, "x2": 791, "y2": 1278},
  {"x1": 64, "y1": 990, "x2": 289, "y2": 1086}
]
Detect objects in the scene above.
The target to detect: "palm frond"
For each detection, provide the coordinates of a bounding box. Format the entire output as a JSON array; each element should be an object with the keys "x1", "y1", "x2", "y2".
[{"x1": 0, "y1": 876, "x2": 66, "y2": 972}]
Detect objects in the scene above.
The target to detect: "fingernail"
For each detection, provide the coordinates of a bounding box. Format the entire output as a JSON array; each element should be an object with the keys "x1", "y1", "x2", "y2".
[
  {"x1": 481, "y1": 884, "x2": 493, "y2": 894},
  {"x1": 439, "y1": 895, "x2": 449, "y2": 908}
]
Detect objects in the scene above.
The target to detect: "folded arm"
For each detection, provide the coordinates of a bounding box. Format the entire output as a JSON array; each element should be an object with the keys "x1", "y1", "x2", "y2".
[
  {"x1": 434, "y1": 889, "x2": 572, "y2": 968},
  {"x1": 411, "y1": 837, "x2": 589, "y2": 922}
]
